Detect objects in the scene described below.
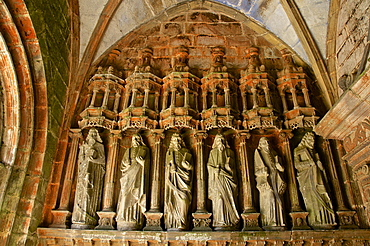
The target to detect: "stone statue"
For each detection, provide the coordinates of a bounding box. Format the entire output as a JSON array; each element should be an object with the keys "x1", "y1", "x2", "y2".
[
  {"x1": 116, "y1": 133, "x2": 150, "y2": 230},
  {"x1": 72, "y1": 128, "x2": 106, "y2": 229},
  {"x1": 207, "y1": 134, "x2": 239, "y2": 230},
  {"x1": 164, "y1": 133, "x2": 193, "y2": 230},
  {"x1": 294, "y1": 132, "x2": 336, "y2": 229},
  {"x1": 254, "y1": 137, "x2": 286, "y2": 230}
]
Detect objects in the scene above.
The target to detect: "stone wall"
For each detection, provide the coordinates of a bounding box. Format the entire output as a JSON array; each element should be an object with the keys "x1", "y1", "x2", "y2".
[
  {"x1": 23, "y1": 0, "x2": 70, "y2": 244},
  {"x1": 336, "y1": 0, "x2": 369, "y2": 92}
]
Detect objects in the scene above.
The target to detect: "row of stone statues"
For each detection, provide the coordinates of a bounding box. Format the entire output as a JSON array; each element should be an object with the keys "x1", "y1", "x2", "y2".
[{"x1": 71, "y1": 128, "x2": 336, "y2": 231}]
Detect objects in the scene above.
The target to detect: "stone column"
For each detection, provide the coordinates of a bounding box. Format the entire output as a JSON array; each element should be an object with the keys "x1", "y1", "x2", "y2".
[
  {"x1": 242, "y1": 92, "x2": 247, "y2": 112},
  {"x1": 113, "y1": 91, "x2": 121, "y2": 113},
  {"x1": 279, "y1": 131, "x2": 310, "y2": 230},
  {"x1": 322, "y1": 139, "x2": 358, "y2": 229},
  {"x1": 211, "y1": 89, "x2": 217, "y2": 108},
  {"x1": 192, "y1": 131, "x2": 212, "y2": 231},
  {"x1": 264, "y1": 87, "x2": 272, "y2": 107},
  {"x1": 238, "y1": 131, "x2": 261, "y2": 231},
  {"x1": 290, "y1": 88, "x2": 299, "y2": 109},
  {"x1": 202, "y1": 92, "x2": 207, "y2": 110},
  {"x1": 162, "y1": 91, "x2": 169, "y2": 110},
  {"x1": 130, "y1": 88, "x2": 138, "y2": 107},
  {"x1": 101, "y1": 87, "x2": 110, "y2": 109},
  {"x1": 89, "y1": 88, "x2": 98, "y2": 107},
  {"x1": 224, "y1": 88, "x2": 230, "y2": 107},
  {"x1": 123, "y1": 91, "x2": 130, "y2": 109},
  {"x1": 96, "y1": 130, "x2": 121, "y2": 230},
  {"x1": 184, "y1": 87, "x2": 190, "y2": 107},
  {"x1": 302, "y1": 88, "x2": 311, "y2": 107},
  {"x1": 170, "y1": 88, "x2": 177, "y2": 107},
  {"x1": 154, "y1": 92, "x2": 160, "y2": 112},
  {"x1": 85, "y1": 92, "x2": 92, "y2": 109},
  {"x1": 50, "y1": 129, "x2": 81, "y2": 228},
  {"x1": 251, "y1": 87, "x2": 258, "y2": 108},
  {"x1": 144, "y1": 130, "x2": 164, "y2": 231},
  {"x1": 279, "y1": 91, "x2": 288, "y2": 113},
  {"x1": 143, "y1": 88, "x2": 150, "y2": 108},
  {"x1": 194, "y1": 92, "x2": 199, "y2": 112}
]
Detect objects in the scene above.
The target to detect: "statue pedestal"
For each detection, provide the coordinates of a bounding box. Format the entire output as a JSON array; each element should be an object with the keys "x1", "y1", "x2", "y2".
[
  {"x1": 95, "y1": 211, "x2": 116, "y2": 230},
  {"x1": 192, "y1": 212, "x2": 212, "y2": 231},
  {"x1": 337, "y1": 210, "x2": 359, "y2": 229},
  {"x1": 143, "y1": 211, "x2": 163, "y2": 231},
  {"x1": 241, "y1": 212, "x2": 262, "y2": 231},
  {"x1": 289, "y1": 212, "x2": 311, "y2": 230},
  {"x1": 50, "y1": 210, "x2": 71, "y2": 228}
]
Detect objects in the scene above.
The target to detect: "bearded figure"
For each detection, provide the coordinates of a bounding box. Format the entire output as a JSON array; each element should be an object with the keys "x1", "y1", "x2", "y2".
[
  {"x1": 164, "y1": 133, "x2": 193, "y2": 231},
  {"x1": 254, "y1": 137, "x2": 286, "y2": 230},
  {"x1": 207, "y1": 134, "x2": 239, "y2": 230},
  {"x1": 294, "y1": 132, "x2": 336, "y2": 229},
  {"x1": 72, "y1": 128, "x2": 106, "y2": 229},
  {"x1": 116, "y1": 133, "x2": 150, "y2": 230}
]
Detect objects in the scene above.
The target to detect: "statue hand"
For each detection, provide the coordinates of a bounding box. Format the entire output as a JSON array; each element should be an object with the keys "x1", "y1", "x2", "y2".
[
  {"x1": 136, "y1": 156, "x2": 145, "y2": 166},
  {"x1": 317, "y1": 160, "x2": 324, "y2": 171}
]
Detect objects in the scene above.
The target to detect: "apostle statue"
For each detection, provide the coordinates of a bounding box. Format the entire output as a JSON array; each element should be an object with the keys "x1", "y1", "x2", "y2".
[
  {"x1": 116, "y1": 133, "x2": 150, "y2": 230},
  {"x1": 164, "y1": 133, "x2": 193, "y2": 230},
  {"x1": 294, "y1": 132, "x2": 336, "y2": 229},
  {"x1": 207, "y1": 134, "x2": 239, "y2": 230},
  {"x1": 254, "y1": 137, "x2": 286, "y2": 230},
  {"x1": 72, "y1": 128, "x2": 106, "y2": 229}
]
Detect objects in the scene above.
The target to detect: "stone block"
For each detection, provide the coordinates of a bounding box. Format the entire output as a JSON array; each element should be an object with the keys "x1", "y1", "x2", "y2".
[
  {"x1": 196, "y1": 35, "x2": 225, "y2": 46},
  {"x1": 189, "y1": 12, "x2": 219, "y2": 22}
]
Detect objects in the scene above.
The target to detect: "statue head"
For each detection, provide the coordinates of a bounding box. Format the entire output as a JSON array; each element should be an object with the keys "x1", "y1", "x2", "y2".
[
  {"x1": 131, "y1": 133, "x2": 146, "y2": 147},
  {"x1": 300, "y1": 132, "x2": 315, "y2": 149},
  {"x1": 212, "y1": 134, "x2": 229, "y2": 151},
  {"x1": 169, "y1": 133, "x2": 184, "y2": 151},
  {"x1": 86, "y1": 128, "x2": 102, "y2": 144},
  {"x1": 257, "y1": 137, "x2": 270, "y2": 152}
]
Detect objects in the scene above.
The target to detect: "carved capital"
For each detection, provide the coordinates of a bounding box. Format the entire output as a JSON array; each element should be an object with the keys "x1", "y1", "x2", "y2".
[
  {"x1": 143, "y1": 212, "x2": 163, "y2": 231},
  {"x1": 192, "y1": 212, "x2": 212, "y2": 231},
  {"x1": 194, "y1": 131, "x2": 208, "y2": 143},
  {"x1": 241, "y1": 213, "x2": 262, "y2": 231},
  {"x1": 289, "y1": 212, "x2": 311, "y2": 230},
  {"x1": 150, "y1": 130, "x2": 165, "y2": 144},
  {"x1": 95, "y1": 211, "x2": 116, "y2": 230},
  {"x1": 50, "y1": 210, "x2": 72, "y2": 228},
  {"x1": 69, "y1": 128, "x2": 82, "y2": 139},
  {"x1": 337, "y1": 210, "x2": 359, "y2": 229}
]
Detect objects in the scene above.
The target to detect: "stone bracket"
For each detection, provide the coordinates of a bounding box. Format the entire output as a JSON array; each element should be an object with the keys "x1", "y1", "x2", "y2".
[
  {"x1": 50, "y1": 210, "x2": 72, "y2": 229},
  {"x1": 143, "y1": 211, "x2": 163, "y2": 231},
  {"x1": 192, "y1": 212, "x2": 212, "y2": 231},
  {"x1": 95, "y1": 211, "x2": 116, "y2": 230},
  {"x1": 289, "y1": 212, "x2": 311, "y2": 230},
  {"x1": 337, "y1": 210, "x2": 359, "y2": 229}
]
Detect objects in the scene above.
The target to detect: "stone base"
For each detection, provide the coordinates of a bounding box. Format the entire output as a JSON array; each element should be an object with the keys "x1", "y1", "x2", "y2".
[
  {"x1": 337, "y1": 210, "x2": 359, "y2": 229},
  {"x1": 192, "y1": 212, "x2": 212, "y2": 231},
  {"x1": 71, "y1": 223, "x2": 95, "y2": 229},
  {"x1": 143, "y1": 211, "x2": 163, "y2": 231},
  {"x1": 95, "y1": 211, "x2": 116, "y2": 230},
  {"x1": 241, "y1": 212, "x2": 262, "y2": 231},
  {"x1": 289, "y1": 212, "x2": 311, "y2": 230},
  {"x1": 50, "y1": 210, "x2": 71, "y2": 229}
]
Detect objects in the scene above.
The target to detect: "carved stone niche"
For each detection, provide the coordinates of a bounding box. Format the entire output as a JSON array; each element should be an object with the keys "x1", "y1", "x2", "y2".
[
  {"x1": 240, "y1": 47, "x2": 281, "y2": 130},
  {"x1": 276, "y1": 49, "x2": 318, "y2": 130},
  {"x1": 160, "y1": 46, "x2": 201, "y2": 130},
  {"x1": 118, "y1": 48, "x2": 162, "y2": 131},
  {"x1": 79, "y1": 68, "x2": 125, "y2": 130},
  {"x1": 201, "y1": 47, "x2": 240, "y2": 130}
]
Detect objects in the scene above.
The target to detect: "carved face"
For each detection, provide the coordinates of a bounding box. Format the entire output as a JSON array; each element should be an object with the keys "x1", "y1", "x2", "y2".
[
  {"x1": 258, "y1": 137, "x2": 270, "y2": 151},
  {"x1": 170, "y1": 134, "x2": 182, "y2": 151},
  {"x1": 213, "y1": 135, "x2": 225, "y2": 151},
  {"x1": 303, "y1": 133, "x2": 315, "y2": 149},
  {"x1": 132, "y1": 134, "x2": 142, "y2": 147}
]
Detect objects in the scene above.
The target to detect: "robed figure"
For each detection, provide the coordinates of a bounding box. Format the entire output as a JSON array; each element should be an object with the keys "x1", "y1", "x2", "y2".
[
  {"x1": 207, "y1": 134, "x2": 239, "y2": 230},
  {"x1": 294, "y1": 132, "x2": 336, "y2": 229},
  {"x1": 164, "y1": 133, "x2": 193, "y2": 230},
  {"x1": 72, "y1": 128, "x2": 106, "y2": 229},
  {"x1": 116, "y1": 133, "x2": 150, "y2": 230},
  {"x1": 254, "y1": 137, "x2": 286, "y2": 230}
]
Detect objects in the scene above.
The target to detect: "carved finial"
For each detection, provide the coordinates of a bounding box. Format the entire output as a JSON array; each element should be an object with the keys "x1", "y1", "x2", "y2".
[
  {"x1": 279, "y1": 48, "x2": 303, "y2": 76},
  {"x1": 137, "y1": 47, "x2": 153, "y2": 73},
  {"x1": 245, "y1": 46, "x2": 264, "y2": 73},
  {"x1": 210, "y1": 46, "x2": 226, "y2": 72},
  {"x1": 173, "y1": 45, "x2": 189, "y2": 72}
]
